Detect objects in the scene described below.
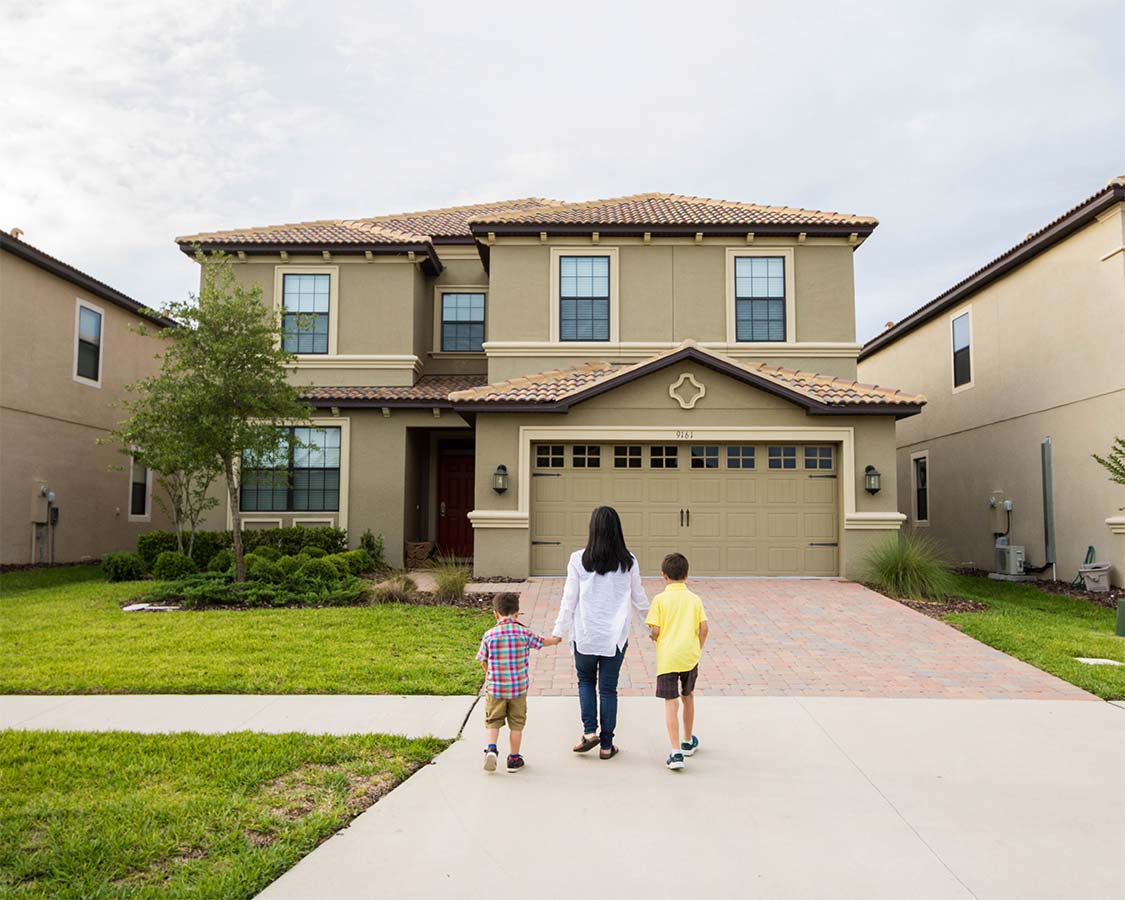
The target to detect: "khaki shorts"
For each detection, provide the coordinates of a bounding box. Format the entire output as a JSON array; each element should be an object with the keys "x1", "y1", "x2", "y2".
[{"x1": 484, "y1": 693, "x2": 528, "y2": 730}]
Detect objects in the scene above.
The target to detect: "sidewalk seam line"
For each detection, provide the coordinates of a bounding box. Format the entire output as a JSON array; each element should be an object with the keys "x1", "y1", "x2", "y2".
[{"x1": 456, "y1": 693, "x2": 483, "y2": 739}]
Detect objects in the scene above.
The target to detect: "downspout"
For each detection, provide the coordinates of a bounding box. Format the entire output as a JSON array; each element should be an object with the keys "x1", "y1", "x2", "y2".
[{"x1": 1042, "y1": 436, "x2": 1056, "y2": 580}]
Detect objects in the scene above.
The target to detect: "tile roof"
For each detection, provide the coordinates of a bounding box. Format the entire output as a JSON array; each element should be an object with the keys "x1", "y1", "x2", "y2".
[
  {"x1": 468, "y1": 193, "x2": 877, "y2": 229},
  {"x1": 300, "y1": 375, "x2": 488, "y2": 406}
]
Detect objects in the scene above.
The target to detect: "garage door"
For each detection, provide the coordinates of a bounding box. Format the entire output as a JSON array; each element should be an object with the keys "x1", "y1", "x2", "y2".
[{"x1": 530, "y1": 442, "x2": 839, "y2": 576}]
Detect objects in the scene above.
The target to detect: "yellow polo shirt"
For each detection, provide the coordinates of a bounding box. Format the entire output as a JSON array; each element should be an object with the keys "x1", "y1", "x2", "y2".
[{"x1": 645, "y1": 582, "x2": 708, "y2": 676}]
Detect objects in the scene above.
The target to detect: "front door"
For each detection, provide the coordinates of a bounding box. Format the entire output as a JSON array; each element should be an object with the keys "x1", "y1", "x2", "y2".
[{"x1": 437, "y1": 450, "x2": 475, "y2": 557}]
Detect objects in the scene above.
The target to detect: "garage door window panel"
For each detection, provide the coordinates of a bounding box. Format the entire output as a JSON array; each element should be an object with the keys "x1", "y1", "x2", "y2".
[
  {"x1": 535, "y1": 445, "x2": 564, "y2": 468},
  {"x1": 614, "y1": 445, "x2": 642, "y2": 469},
  {"x1": 572, "y1": 445, "x2": 601, "y2": 468},
  {"x1": 650, "y1": 446, "x2": 678, "y2": 469},
  {"x1": 804, "y1": 446, "x2": 834, "y2": 470},
  {"x1": 727, "y1": 446, "x2": 756, "y2": 469},
  {"x1": 690, "y1": 446, "x2": 719, "y2": 469},
  {"x1": 768, "y1": 446, "x2": 797, "y2": 469}
]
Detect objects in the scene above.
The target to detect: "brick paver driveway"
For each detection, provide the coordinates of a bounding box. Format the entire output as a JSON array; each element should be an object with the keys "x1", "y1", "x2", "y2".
[{"x1": 520, "y1": 578, "x2": 1093, "y2": 700}]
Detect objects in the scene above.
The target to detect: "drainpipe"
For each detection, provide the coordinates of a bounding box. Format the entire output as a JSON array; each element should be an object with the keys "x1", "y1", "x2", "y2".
[{"x1": 1041, "y1": 437, "x2": 1056, "y2": 581}]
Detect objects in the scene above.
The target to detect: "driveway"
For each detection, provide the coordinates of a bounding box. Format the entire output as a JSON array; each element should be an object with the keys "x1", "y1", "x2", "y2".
[{"x1": 521, "y1": 578, "x2": 1093, "y2": 700}]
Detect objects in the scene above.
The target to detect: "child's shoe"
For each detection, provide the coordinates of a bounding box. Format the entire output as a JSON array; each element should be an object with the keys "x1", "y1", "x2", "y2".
[
  {"x1": 506, "y1": 753, "x2": 525, "y2": 772},
  {"x1": 681, "y1": 735, "x2": 700, "y2": 756},
  {"x1": 665, "y1": 751, "x2": 685, "y2": 770},
  {"x1": 483, "y1": 747, "x2": 498, "y2": 772}
]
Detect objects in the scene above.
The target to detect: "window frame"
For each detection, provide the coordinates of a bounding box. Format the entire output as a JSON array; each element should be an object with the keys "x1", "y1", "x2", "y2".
[
  {"x1": 273, "y1": 265, "x2": 339, "y2": 357},
  {"x1": 613, "y1": 445, "x2": 642, "y2": 469},
  {"x1": 727, "y1": 445, "x2": 756, "y2": 469},
  {"x1": 240, "y1": 424, "x2": 344, "y2": 514},
  {"x1": 534, "y1": 444, "x2": 565, "y2": 469},
  {"x1": 548, "y1": 247, "x2": 619, "y2": 343},
  {"x1": 572, "y1": 445, "x2": 601, "y2": 468},
  {"x1": 950, "y1": 306, "x2": 973, "y2": 393},
  {"x1": 767, "y1": 445, "x2": 798, "y2": 470},
  {"x1": 690, "y1": 445, "x2": 720, "y2": 469},
  {"x1": 725, "y1": 248, "x2": 795, "y2": 344},
  {"x1": 433, "y1": 285, "x2": 488, "y2": 355},
  {"x1": 72, "y1": 298, "x2": 105, "y2": 388},
  {"x1": 910, "y1": 450, "x2": 930, "y2": 526},
  {"x1": 127, "y1": 456, "x2": 152, "y2": 522}
]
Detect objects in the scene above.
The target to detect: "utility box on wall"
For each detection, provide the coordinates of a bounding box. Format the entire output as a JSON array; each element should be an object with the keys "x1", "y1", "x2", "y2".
[
  {"x1": 988, "y1": 491, "x2": 1007, "y2": 534},
  {"x1": 29, "y1": 482, "x2": 49, "y2": 524}
]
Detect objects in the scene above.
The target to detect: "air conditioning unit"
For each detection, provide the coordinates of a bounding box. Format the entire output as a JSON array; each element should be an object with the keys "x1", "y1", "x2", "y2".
[{"x1": 995, "y1": 544, "x2": 1025, "y2": 576}]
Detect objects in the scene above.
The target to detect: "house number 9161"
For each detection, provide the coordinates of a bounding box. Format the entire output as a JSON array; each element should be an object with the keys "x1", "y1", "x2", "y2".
[{"x1": 674, "y1": 430, "x2": 694, "y2": 439}]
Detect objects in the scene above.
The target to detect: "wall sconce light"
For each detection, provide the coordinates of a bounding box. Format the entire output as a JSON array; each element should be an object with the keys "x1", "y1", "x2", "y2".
[
  {"x1": 492, "y1": 464, "x2": 509, "y2": 494},
  {"x1": 864, "y1": 465, "x2": 882, "y2": 495}
]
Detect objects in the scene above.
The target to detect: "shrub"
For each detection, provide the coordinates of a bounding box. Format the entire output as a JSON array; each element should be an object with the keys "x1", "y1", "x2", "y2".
[
  {"x1": 207, "y1": 548, "x2": 234, "y2": 572},
  {"x1": 243, "y1": 526, "x2": 347, "y2": 556},
  {"x1": 430, "y1": 555, "x2": 470, "y2": 601},
  {"x1": 152, "y1": 551, "x2": 199, "y2": 581},
  {"x1": 360, "y1": 529, "x2": 385, "y2": 569},
  {"x1": 299, "y1": 546, "x2": 327, "y2": 559},
  {"x1": 339, "y1": 549, "x2": 377, "y2": 575},
  {"x1": 137, "y1": 530, "x2": 230, "y2": 568},
  {"x1": 275, "y1": 554, "x2": 303, "y2": 578},
  {"x1": 299, "y1": 557, "x2": 340, "y2": 582},
  {"x1": 323, "y1": 554, "x2": 352, "y2": 578},
  {"x1": 245, "y1": 556, "x2": 284, "y2": 584},
  {"x1": 137, "y1": 532, "x2": 179, "y2": 567},
  {"x1": 250, "y1": 545, "x2": 282, "y2": 562},
  {"x1": 102, "y1": 552, "x2": 147, "y2": 582},
  {"x1": 864, "y1": 534, "x2": 954, "y2": 600}
]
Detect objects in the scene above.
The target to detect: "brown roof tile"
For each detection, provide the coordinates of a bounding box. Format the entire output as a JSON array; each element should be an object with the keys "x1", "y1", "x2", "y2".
[{"x1": 301, "y1": 374, "x2": 488, "y2": 406}]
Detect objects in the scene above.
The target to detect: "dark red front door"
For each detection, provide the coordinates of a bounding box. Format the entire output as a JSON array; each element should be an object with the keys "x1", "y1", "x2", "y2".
[{"x1": 437, "y1": 451, "x2": 474, "y2": 557}]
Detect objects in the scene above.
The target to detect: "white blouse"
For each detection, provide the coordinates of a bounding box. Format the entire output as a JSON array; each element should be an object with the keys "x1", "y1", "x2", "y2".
[{"x1": 552, "y1": 550, "x2": 651, "y2": 657}]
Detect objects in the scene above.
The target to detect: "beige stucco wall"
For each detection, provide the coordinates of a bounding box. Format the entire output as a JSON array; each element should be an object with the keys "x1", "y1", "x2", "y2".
[
  {"x1": 859, "y1": 204, "x2": 1125, "y2": 583},
  {"x1": 0, "y1": 249, "x2": 173, "y2": 563}
]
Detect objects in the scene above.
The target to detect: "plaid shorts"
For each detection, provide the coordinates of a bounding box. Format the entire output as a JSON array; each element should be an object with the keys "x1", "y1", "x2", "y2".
[{"x1": 655, "y1": 665, "x2": 699, "y2": 699}]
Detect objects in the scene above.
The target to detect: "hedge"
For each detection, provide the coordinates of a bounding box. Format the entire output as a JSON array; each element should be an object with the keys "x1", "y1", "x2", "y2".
[{"x1": 138, "y1": 526, "x2": 349, "y2": 568}]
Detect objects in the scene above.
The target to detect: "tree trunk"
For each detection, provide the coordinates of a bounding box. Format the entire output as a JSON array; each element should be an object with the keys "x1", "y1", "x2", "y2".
[{"x1": 225, "y1": 457, "x2": 246, "y2": 581}]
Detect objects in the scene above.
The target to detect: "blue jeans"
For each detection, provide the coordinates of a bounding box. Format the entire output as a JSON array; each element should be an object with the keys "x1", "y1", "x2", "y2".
[{"x1": 574, "y1": 643, "x2": 627, "y2": 750}]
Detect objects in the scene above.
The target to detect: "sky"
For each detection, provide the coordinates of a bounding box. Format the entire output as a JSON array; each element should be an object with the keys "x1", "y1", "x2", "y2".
[{"x1": 1, "y1": 0, "x2": 1122, "y2": 342}]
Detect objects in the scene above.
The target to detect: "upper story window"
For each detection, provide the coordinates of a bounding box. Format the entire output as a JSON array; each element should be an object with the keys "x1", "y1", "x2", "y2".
[
  {"x1": 441, "y1": 292, "x2": 486, "y2": 352},
  {"x1": 951, "y1": 310, "x2": 972, "y2": 390},
  {"x1": 241, "y1": 426, "x2": 341, "y2": 512},
  {"x1": 559, "y1": 255, "x2": 610, "y2": 341},
  {"x1": 73, "y1": 300, "x2": 103, "y2": 387},
  {"x1": 735, "y1": 256, "x2": 786, "y2": 341},
  {"x1": 282, "y1": 273, "x2": 331, "y2": 354}
]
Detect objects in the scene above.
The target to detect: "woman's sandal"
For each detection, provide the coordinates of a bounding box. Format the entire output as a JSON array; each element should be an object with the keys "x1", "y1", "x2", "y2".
[
  {"x1": 573, "y1": 735, "x2": 600, "y2": 753},
  {"x1": 599, "y1": 745, "x2": 620, "y2": 760}
]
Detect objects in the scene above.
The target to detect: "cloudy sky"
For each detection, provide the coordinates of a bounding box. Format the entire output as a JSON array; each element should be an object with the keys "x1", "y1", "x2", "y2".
[{"x1": 2, "y1": 0, "x2": 1122, "y2": 341}]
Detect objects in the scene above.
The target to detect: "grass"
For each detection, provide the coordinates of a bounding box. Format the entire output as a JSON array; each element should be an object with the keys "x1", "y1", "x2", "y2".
[
  {"x1": 945, "y1": 575, "x2": 1124, "y2": 700},
  {"x1": 0, "y1": 566, "x2": 491, "y2": 695},
  {"x1": 0, "y1": 729, "x2": 446, "y2": 899}
]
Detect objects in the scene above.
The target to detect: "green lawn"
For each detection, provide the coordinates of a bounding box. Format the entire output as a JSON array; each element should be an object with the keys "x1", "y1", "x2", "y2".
[
  {"x1": 947, "y1": 575, "x2": 1124, "y2": 700},
  {"x1": 0, "y1": 567, "x2": 490, "y2": 695},
  {"x1": 0, "y1": 729, "x2": 446, "y2": 898}
]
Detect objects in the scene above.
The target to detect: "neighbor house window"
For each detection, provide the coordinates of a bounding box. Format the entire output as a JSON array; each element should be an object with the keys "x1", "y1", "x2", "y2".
[
  {"x1": 241, "y1": 426, "x2": 341, "y2": 511},
  {"x1": 768, "y1": 446, "x2": 797, "y2": 469},
  {"x1": 129, "y1": 458, "x2": 150, "y2": 520},
  {"x1": 734, "y1": 256, "x2": 786, "y2": 341},
  {"x1": 912, "y1": 452, "x2": 929, "y2": 524},
  {"x1": 952, "y1": 311, "x2": 972, "y2": 389},
  {"x1": 441, "y1": 292, "x2": 485, "y2": 352},
  {"x1": 614, "y1": 445, "x2": 642, "y2": 469},
  {"x1": 282, "y1": 273, "x2": 331, "y2": 354},
  {"x1": 559, "y1": 255, "x2": 610, "y2": 341},
  {"x1": 74, "y1": 300, "x2": 103, "y2": 385}
]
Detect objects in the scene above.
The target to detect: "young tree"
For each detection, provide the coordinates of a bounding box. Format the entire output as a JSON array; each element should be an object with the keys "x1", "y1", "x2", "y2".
[
  {"x1": 1093, "y1": 437, "x2": 1125, "y2": 509},
  {"x1": 144, "y1": 250, "x2": 309, "y2": 579}
]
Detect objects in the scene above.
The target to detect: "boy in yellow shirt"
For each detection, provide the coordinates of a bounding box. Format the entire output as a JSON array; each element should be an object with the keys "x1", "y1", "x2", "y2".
[{"x1": 645, "y1": 552, "x2": 709, "y2": 770}]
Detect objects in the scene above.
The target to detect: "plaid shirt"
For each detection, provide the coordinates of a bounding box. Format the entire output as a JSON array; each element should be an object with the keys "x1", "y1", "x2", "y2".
[{"x1": 476, "y1": 617, "x2": 544, "y2": 699}]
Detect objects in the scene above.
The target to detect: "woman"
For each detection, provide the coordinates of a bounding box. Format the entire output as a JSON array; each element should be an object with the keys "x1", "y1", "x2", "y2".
[{"x1": 551, "y1": 506, "x2": 650, "y2": 759}]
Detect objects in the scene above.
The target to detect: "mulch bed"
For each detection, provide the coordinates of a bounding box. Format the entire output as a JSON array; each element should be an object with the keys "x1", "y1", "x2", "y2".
[
  {"x1": 369, "y1": 590, "x2": 496, "y2": 611},
  {"x1": 893, "y1": 596, "x2": 988, "y2": 620},
  {"x1": 1029, "y1": 579, "x2": 1122, "y2": 611}
]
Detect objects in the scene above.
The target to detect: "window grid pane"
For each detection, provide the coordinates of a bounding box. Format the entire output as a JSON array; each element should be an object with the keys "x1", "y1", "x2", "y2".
[
  {"x1": 76, "y1": 306, "x2": 102, "y2": 380},
  {"x1": 915, "y1": 459, "x2": 929, "y2": 520},
  {"x1": 727, "y1": 446, "x2": 755, "y2": 469},
  {"x1": 560, "y1": 256, "x2": 610, "y2": 341},
  {"x1": 572, "y1": 445, "x2": 601, "y2": 468},
  {"x1": 650, "y1": 445, "x2": 678, "y2": 469},
  {"x1": 240, "y1": 425, "x2": 341, "y2": 511},
  {"x1": 535, "y1": 444, "x2": 564, "y2": 468},
  {"x1": 614, "y1": 445, "x2": 642, "y2": 469},
  {"x1": 282, "y1": 274, "x2": 330, "y2": 354},
  {"x1": 804, "y1": 446, "x2": 834, "y2": 470},
  {"x1": 734, "y1": 256, "x2": 785, "y2": 342},
  {"x1": 441, "y1": 292, "x2": 486, "y2": 352},
  {"x1": 768, "y1": 446, "x2": 797, "y2": 469},
  {"x1": 690, "y1": 446, "x2": 719, "y2": 469}
]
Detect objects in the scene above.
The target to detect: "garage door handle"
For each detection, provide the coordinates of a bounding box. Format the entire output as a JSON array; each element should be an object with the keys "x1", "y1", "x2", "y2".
[
  {"x1": 531, "y1": 540, "x2": 561, "y2": 546},
  {"x1": 808, "y1": 474, "x2": 837, "y2": 479},
  {"x1": 680, "y1": 508, "x2": 684, "y2": 526},
  {"x1": 808, "y1": 542, "x2": 838, "y2": 547},
  {"x1": 686, "y1": 509, "x2": 690, "y2": 527}
]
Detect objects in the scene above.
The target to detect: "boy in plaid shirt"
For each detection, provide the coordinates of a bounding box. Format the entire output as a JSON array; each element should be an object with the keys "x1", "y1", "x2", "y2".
[{"x1": 477, "y1": 592, "x2": 561, "y2": 772}]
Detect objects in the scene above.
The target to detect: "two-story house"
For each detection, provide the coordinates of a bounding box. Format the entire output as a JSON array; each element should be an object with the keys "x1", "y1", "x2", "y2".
[
  {"x1": 177, "y1": 194, "x2": 925, "y2": 578},
  {"x1": 0, "y1": 231, "x2": 176, "y2": 564},
  {"x1": 859, "y1": 177, "x2": 1125, "y2": 585}
]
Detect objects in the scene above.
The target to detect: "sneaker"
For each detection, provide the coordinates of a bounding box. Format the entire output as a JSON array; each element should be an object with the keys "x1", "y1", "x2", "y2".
[
  {"x1": 666, "y1": 751, "x2": 685, "y2": 770},
  {"x1": 506, "y1": 754, "x2": 525, "y2": 772},
  {"x1": 681, "y1": 735, "x2": 700, "y2": 757},
  {"x1": 483, "y1": 749, "x2": 497, "y2": 772}
]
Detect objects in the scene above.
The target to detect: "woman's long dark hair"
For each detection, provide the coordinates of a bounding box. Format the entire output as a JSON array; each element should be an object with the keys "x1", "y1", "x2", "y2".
[{"x1": 581, "y1": 506, "x2": 634, "y2": 575}]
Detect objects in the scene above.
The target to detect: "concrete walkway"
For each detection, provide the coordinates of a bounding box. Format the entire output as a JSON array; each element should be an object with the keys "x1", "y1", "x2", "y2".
[
  {"x1": 0, "y1": 694, "x2": 475, "y2": 739},
  {"x1": 260, "y1": 696, "x2": 1125, "y2": 900}
]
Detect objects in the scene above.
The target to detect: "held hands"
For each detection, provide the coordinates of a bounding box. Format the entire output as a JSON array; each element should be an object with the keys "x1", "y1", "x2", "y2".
[{"x1": 542, "y1": 635, "x2": 563, "y2": 647}]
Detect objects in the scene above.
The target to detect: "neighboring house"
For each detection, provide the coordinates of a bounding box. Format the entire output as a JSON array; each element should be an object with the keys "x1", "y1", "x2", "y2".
[
  {"x1": 177, "y1": 194, "x2": 925, "y2": 578},
  {"x1": 0, "y1": 231, "x2": 176, "y2": 564},
  {"x1": 859, "y1": 177, "x2": 1125, "y2": 585}
]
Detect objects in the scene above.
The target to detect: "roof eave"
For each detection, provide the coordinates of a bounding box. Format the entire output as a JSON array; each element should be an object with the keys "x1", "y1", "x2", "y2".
[
  {"x1": 303, "y1": 397, "x2": 455, "y2": 409},
  {"x1": 468, "y1": 222, "x2": 877, "y2": 240},
  {"x1": 176, "y1": 240, "x2": 444, "y2": 276}
]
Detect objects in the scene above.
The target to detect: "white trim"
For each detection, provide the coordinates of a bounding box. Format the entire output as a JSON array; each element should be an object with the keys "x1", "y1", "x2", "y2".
[
  {"x1": 127, "y1": 456, "x2": 153, "y2": 522},
  {"x1": 432, "y1": 285, "x2": 488, "y2": 355},
  {"x1": 1107, "y1": 515, "x2": 1125, "y2": 535},
  {"x1": 273, "y1": 265, "x2": 340, "y2": 357},
  {"x1": 910, "y1": 449, "x2": 930, "y2": 526},
  {"x1": 283, "y1": 354, "x2": 422, "y2": 372},
  {"x1": 844, "y1": 512, "x2": 906, "y2": 530},
  {"x1": 467, "y1": 510, "x2": 531, "y2": 529},
  {"x1": 548, "y1": 247, "x2": 620, "y2": 343},
  {"x1": 240, "y1": 518, "x2": 284, "y2": 530},
  {"x1": 1100, "y1": 245, "x2": 1125, "y2": 262},
  {"x1": 669, "y1": 373, "x2": 706, "y2": 409},
  {"x1": 72, "y1": 298, "x2": 105, "y2": 389},
  {"x1": 725, "y1": 248, "x2": 796, "y2": 344},
  {"x1": 950, "y1": 306, "x2": 974, "y2": 394},
  {"x1": 481, "y1": 340, "x2": 861, "y2": 359},
  {"x1": 292, "y1": 517, "x2": 334, "y2": 528}
]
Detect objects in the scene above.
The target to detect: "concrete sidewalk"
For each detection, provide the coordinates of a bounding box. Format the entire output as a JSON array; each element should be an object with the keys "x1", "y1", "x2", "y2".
[
  {"x1": 260, "y1": 697, "x2": 1125, "y2": 900},
  {"x1": 0, "y1": 694, "x2": 477, "y2": 739}
]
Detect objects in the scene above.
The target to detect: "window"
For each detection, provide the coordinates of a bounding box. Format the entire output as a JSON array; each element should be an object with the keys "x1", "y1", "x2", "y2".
[
  {"x1": 804, "y1": 446, "x2": 833, "y2": 470},
  {"x1": 614, "y1": 445, "x2": 642, "y2": 469},
  {"x1": 282, "y1": 273, "x2": 331, "y2": 354},
  {"x1": 727, "y1": 446, "x2": 755, "y2": 469},
  {"x1": 441, "y1": 292, "x2": 485, "y2": 352},
  {"x1": 952, "y1": 311, "x2": 972, "y2": 389},
  {"x1": 690, "y1": 446, "x2": 719, "y2": 469},
  {"x1": 535, "y1": 444, "x2": 564, "y2": 468},
  {"x1": 559, "y1": 255, "x2": 610, "y2": 341},
  {"x1": 768, "y1": 446, "x2": 797, "y2": 469},
  {"x1": 912, "y1": 452, "x2": 930, "y2": 524},
  {"x1": 129, "y1": 458, "x2": 150, "y2": 520},
  {"x1": 572, "y1": 445, "x2": 601, "y2": 468},
  {"x1": 241, "y1": 426, "x2": 341, "y2": 512},
  {"x1": 734, "y1": 256, "x2": 786, "y2": 341},
  {"x1": 650, "y1": 446, "x2": 678, "y2": 469},
  {"x1": 74, "y1": 301, "x2": 103, "y2": 385}
]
